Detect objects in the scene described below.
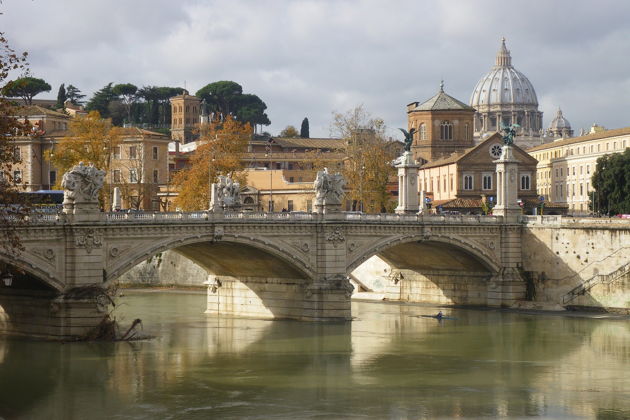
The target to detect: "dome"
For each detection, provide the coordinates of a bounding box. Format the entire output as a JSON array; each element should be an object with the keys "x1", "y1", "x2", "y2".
[
  {"x1": 469, "y1": 38, "x2": 538, "y2": 108},
  {"x1": 549, "y1": 108, "x2": 571, "y2": 130}
]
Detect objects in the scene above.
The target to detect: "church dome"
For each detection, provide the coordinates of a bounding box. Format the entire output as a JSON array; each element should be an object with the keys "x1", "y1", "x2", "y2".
[
  {"x1": 549, "y1": 108, "x2": 571, "y2": 130},
  {"x1": 547, "y1": 107, "x2": 573, "y2": 138},
  {"x1": 469, "y1": 38, "x2": 538, "y2": 108}
]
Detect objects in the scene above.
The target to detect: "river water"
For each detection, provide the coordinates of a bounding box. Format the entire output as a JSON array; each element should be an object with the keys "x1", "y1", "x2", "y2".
[{"x1": 1, "y1": 290, "x2": 629, "y2": 419}]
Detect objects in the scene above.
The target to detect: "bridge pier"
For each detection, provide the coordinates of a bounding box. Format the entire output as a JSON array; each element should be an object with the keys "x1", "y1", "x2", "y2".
[
  {"x1": 204, "y1": 274, "x2": 353, "y2": 321},
  {"x1": 0, "y1": 287, "x2": 110, "y2": 340}
]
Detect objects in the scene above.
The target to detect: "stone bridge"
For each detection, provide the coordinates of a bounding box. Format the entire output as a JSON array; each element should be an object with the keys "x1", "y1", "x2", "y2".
[{"x1": 0, "y1": 211, "x2": 524, "y2": 339}]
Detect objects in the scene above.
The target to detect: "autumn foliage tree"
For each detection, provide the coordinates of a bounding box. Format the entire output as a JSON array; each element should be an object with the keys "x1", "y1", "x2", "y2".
[
  {"x1": 330, "y1": 105, "x2": 397, "y2": 213},
  {"x1": 48, "y1": 111, "x2": 123, "y2": 207},
  {"x1": 0, "y1": 30, "x2": 29, "y2": 256},
  {"x1": 173, "y1": 116, "x2": 252, "y2": 211}
]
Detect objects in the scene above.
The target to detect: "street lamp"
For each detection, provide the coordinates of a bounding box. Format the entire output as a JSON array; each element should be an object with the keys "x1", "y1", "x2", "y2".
[
  {"x1": 1, "y1": 271, "x2": 13, "y2": 287},
  {"x1": 359, "y1": 165, "x2": 365, "y2": 212},
  {"x1": 265, "y1": 142, "x2": 273, "y2": 212}
]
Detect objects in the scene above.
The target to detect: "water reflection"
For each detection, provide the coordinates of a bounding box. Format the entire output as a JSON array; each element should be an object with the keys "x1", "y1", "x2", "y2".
[{"x1": 0, "y1": 291, "x2": 628, "y2": 419}]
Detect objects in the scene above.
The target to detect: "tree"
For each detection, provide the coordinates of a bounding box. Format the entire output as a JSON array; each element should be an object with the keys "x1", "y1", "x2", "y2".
[
  {"x1": 591, "y1": 148, "x2": 630, "y2": 215},
  {"x1": 2, "y1": 76, "x2": 51, "y2": 105},
  {"x1": 86, "y1": 83, "x2": 116, "y2": 118},
  {"x1": 279, "y1": 125, "x2": 299, "y2": 137},
  {"x1": 196, "y1": 81, "x2": 242, "y2": 116},
  {"x1": 48, "y1": 111, "x2": 123, "y2": 208},
  {"x1": 330, "y1": 105, "x2": 396, "y2": 213},
  {"x1": 55, "y1": 83, "x2": 66, "y2": 109},
  {"x1": 234, "y1": 93, "x2": 270, "y2": 128},
  {"x1": 172, "y1": 116, "x2": 251, "y2": 210},
  {"x1": 112, "y1": 83, "x2": 138, "y2": 124},
  {"x1": 0, "y1": 30, "x2": 29, "y2": 256},
  {"x1": 196, "y1": 81, "x2": 270, "y2": 129},
  {"x1": 65, "y1": 84, "x2": 85, "y2": 105},
  {"x1": 300, "y1": 117, "x2": 310, "y2": 138}
]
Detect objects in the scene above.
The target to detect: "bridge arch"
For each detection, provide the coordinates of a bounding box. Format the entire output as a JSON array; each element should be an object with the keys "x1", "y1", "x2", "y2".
[
  {"x1": 105, "y1": 233, "x2": 315, "y2": 286},
  {"x1": 347, "y1": 233, "x2": 501, "y2": 275},
  {"x1": 0, "y1": 251, "x2": 64, "y2": 292}
]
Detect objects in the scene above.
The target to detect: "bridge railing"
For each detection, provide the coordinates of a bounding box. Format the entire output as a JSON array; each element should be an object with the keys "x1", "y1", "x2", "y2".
[
  {"x1": 520, "y1": 215, "x2": 630, "y2": 226},
  {"x1": 16, "y1": 210, "x2": 505, "y2": 225}
]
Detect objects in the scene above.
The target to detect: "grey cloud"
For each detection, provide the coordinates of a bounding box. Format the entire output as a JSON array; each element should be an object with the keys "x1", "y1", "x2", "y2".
[{"x1": 2, "y1": 0, "x2": 629, "y2": 137}]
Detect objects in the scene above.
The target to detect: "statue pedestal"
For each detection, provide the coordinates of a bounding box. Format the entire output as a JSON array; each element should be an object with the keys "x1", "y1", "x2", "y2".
[
  {"x1": 493, "y1": 145, "x2": 521, "y2": 222},
  {"x1": 395, "y1": 152, "x2": 420, "y2": 214}
]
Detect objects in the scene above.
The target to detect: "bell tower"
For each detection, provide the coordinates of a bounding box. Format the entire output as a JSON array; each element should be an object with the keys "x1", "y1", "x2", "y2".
[
  {"x1": 170, "y1": 90, "x2": 201, "y2": 143},
  {"x1": 407, "y1": 82, "x2": 475, "y2": 163}
]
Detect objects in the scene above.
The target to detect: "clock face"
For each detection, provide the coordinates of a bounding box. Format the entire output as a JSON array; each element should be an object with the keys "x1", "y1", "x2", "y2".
[{"x1": 489, "y1": 144, "x2": 503, "y2": 159}]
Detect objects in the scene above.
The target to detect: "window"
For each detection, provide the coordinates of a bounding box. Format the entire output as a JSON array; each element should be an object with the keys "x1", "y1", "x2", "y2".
[
  {"x1": 152, "y1": 146, "x2": 158, "y2": 160},
  {"x1": 482, "y1": 173, "x2": 493, "y2": 190},
  {"x1": 113, "y1": 169, "x2": 121, "y2": 183},
  {"x1": 464, "y1": 123, "x2": 469, "y2": 141},
  {"x1": 463, "y1": 174, "x2": 473, "y2": 190},
  {"x1": 289, "y1": 176, "x2": 294, "y2": 183},
  {"x1": 580, "y1": 183, "x2": 583, "y2": 196},
  {"x1": 520, "y1": 174, "x2": 531, "y2": 190},
  {"x1": 129, "y1": 146, "x2": 137, "y2": 159},
  {"x1": 49, "y1": 170, "x2": 57, "y2": 186},
  {"x1": 287, "y1": 200, "x2": 294, "y2": 212},
  {"x1": 113, "y1": 146, "x2": 121, "y2": 159},
  {"x1": 440, "y1": 121, "x2": 453, "y2": 140},
  {"x1": 306, "y1": 200, "x2": 312, "y2": 212},
  {"x1": 13, "y1": 147, "x2": 20, "y2": 161},
  {"x1": 13, "y1": 170, "x2": 22, "y2": 183},
  {"x1": 419, "y1": 124, "x2": 426, "y2": 140},
  {"x1": 129, "y1": 169, "x2": 138, "y2": 183},
  {"x1": 153, "y1": 169, "x2": 159, "y2": 184}
]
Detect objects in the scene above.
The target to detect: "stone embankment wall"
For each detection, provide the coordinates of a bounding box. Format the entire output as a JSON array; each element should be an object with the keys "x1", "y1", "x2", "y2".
[{"x1": 521, "y1": 218, "x2": 630, "y2": 310}]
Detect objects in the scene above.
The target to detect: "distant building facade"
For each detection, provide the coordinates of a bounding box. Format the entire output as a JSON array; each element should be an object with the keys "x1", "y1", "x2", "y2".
[{"x1": 528, "y1": 126, "x2": 630, "y2": 215}]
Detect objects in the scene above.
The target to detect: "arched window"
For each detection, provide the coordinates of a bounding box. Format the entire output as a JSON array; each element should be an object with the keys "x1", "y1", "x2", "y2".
[
  {"x1": 440, "y1": 121, "x2": 453, "y2": 140},
  {"x1": 463, "y1": 174, "x2": 473, "y2": 190},
  {"x1": 520, "y1": 174, "x2": 531, "y2": 190},
  {"x1": 419, "y1": 123, "x2": 426, "y2": 140}
]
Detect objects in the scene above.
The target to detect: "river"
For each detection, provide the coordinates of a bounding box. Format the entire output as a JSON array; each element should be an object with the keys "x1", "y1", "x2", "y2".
[{"x1": 0, "y1": 290, "x2": 629, "y2": 419}]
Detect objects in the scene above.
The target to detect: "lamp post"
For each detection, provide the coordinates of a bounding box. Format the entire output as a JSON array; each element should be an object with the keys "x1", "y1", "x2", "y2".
[
  {"x1": 359, "y1": 165, "x2": 365, "y2": 212},
  {"x1": 265, "y1": 142, "x2": 273, "y2": 212}
]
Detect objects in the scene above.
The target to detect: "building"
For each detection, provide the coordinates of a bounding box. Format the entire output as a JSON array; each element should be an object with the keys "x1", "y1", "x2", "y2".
[
  {"x1": 7, "y1": 106, "x2": 170, "y2": 210},
  {"x1": 110, "y1": 127, "x2": 171, "y2": 210},
  {"x1": 470, "y1": 38, "x2": 545, "y2": 149},
  {"x1": 169, "y1": 91, "x2": 201, "y2": 143},
  {"x1": 528, "y1": 126, "x2": 630, "y2": 214},
  {"x1": 407, "y1": 82, "x2": 475, "y2": 164},
  {"x1": 9, "y1": 106, "x2": 71, "y2": 191},
  {"x1": 417, "y1": 133, "x2": 541, "y2": 214}
]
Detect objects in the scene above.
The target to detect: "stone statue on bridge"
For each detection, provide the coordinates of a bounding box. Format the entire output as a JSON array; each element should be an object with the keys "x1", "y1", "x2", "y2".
[
  {"x1": 210, "y1": 175, "x2": 241, "y2": 211},
  {"x1": 61, "y1": 162, "x2": 105, "y2": 218},
  {"x1": 313, "y1": 168, "x2": 345, "y2": 213}
]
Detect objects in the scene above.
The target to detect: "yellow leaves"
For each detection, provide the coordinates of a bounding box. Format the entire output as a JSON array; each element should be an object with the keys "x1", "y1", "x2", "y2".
[
  {"x1": 48, "y1": 111, "x2": 122, "y2": 189},
  {"x1": 173, "y1": 116, "x2": 252, "y2": 211}
]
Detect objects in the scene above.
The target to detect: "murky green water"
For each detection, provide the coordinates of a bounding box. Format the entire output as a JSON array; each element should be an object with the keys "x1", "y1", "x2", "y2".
[{"x1": 1, "y1": 291, "x2": 629, "y2": 419}]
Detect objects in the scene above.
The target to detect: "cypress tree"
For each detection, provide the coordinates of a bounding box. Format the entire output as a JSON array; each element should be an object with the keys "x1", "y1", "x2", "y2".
[
  {"x1": 56, "y1": 83, "x2": 66, "y2": 109},
  {"x1": 300, "y1": 117, "x2": 310, "y2": 138}
]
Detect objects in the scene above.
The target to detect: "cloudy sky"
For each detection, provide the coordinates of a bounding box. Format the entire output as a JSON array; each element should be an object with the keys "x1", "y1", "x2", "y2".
[{"x1": 3, "y1": 0, "x2": 630, "y2": 139}]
